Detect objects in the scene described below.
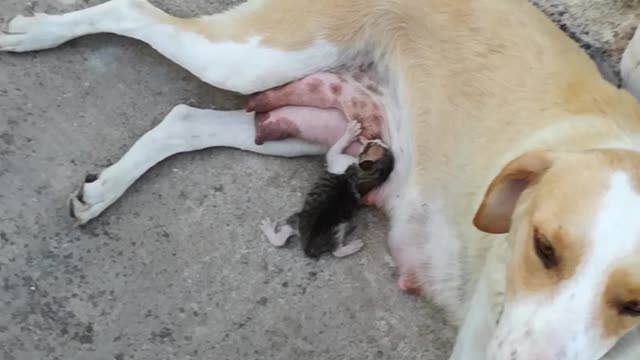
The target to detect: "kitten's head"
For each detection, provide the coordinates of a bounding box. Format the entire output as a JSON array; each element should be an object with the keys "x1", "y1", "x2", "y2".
[{"x1": 351, "y1": 140, "x2": 394, "y2": 194}]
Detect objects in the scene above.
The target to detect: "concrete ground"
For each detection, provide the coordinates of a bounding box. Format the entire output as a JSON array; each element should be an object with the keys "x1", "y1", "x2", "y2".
[{"x1": 0, "y1": 1, "x2": 455, "y2": 359}]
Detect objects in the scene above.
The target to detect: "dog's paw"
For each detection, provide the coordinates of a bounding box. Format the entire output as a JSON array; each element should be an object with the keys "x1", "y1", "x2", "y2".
[
  {"x1": 397, "y1": 271, "x2": 422, "y2": 296},
  {"x1": 1, "y1": 14, "x2": 66, "y2": 52},
  {"x1": 68, "y1": 173, "x2": 113, "y2": 226}
]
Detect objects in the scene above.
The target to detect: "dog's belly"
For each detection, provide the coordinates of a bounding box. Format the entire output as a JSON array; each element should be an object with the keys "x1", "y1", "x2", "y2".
[
  {"x1": 247, "y1": 70, "x2": 410, "y2": 211},
  {"x1": 248, "y1": 71, "x2": 452, "y2": 300},
  {"x1": 246, "y1": 71, "x2": 385, "y2": 155}
]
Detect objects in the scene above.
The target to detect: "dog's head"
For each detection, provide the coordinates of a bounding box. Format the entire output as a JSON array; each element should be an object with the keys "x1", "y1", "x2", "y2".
[{"x1": 474, "y1": 149, "x2": 640, "y2": 359}]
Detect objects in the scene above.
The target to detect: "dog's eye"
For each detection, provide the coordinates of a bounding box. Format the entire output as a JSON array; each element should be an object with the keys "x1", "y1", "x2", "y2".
[
  {"x1": 534, "y1": 230, "x2": 557, "y2": 269},
  {"x1": 619, "y1": 300, "x2": 640, "y2": 317}
]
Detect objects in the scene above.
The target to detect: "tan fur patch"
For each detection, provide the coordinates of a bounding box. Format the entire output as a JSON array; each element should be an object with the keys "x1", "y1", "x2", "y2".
[
  {"x1": 504, "y1": 152, "x2": 615, "y2": 297},
  {"x1": 359, "y1": 142, "x2": 386, "y2": 162},
  {"x1": 173, "y1": 0, "x2": 375, "y2": 50},
  {"x1": 601, "y1": 267, "x2": 640, "y2": 339}
]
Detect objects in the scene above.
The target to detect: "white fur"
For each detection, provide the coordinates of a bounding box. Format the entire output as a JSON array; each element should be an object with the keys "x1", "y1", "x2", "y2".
[
  {"x1": 325, "y1": 121, "x2": 360, "y2": 174},
  {"x1": 332, "y1": 238, "x2": 364, "y2": 257},
  {"x1": 259, "y1": 218, "x2": 295, "y2": 247}
]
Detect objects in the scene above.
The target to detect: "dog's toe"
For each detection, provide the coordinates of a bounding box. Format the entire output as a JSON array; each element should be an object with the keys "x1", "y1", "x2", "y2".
[
  {"x1": 67, "y1": 174, "x2": 111, "y2": 226},
  {"x1": 397, "y1": 271, "x2": 422, "y2": 296},
  {"x1": 0, "y1": 14, "x2": 67, "y2": 52}
]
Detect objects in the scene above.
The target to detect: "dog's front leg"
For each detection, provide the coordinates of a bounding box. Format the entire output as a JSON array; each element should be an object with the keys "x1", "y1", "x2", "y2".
[
  {"x1": 448, "y1": 267, "x2": 499, "y2": 360},
  {"x1": 69, "y1": 105, "x2": 327, "y2": 225}
]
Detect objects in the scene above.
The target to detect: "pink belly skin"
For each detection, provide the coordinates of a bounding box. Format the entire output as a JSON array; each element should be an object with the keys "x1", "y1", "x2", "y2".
[
  {"x1": 254, "y1": 106, "x2": 362, "y2": 155},
  {"x1": 249, "y1": 71, "x2": 385, "y2": 203},
  {"x1": 247, "y1": 72, "x2": 384, "y2": 141}
]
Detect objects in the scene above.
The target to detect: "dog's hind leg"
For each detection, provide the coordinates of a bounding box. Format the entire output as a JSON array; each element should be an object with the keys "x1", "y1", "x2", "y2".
[
  {"x1": 0, "y1": 0, "x2": 370, "y2": 94},
  {"x1": 69, "y1": 105, "x2": 327, "y2": 225}
]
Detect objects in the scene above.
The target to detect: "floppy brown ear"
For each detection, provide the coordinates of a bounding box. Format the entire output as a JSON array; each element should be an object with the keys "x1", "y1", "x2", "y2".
[{"x1": 473, "y1": 150, "x2": 553, "y2": 234}]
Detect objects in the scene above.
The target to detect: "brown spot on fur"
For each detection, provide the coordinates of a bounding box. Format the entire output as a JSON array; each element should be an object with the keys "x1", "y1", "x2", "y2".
[
  {"x1": 254, "y1": 112, "x2": 300, "y2": 145},
  {"x1": 353, "y1": 71, "x2": 365, "y2": 82},
  {"x1": 330, "y1": 83, "x2": 342, "y2": 96},
  {"x1": 356, "y1": 63, "x2": 373, "y2": 73},
  {"x1": 601, "y1": 267, "x2": 640, "y2": 339},
  {"x1": 372, "y1": 114, "x2": 382, "y2": 124},
  {"x1": 306, "y1": 78, "x2": 323, "y2": 93},
  {"x1": 366, "y1": 83, "x2": 382, "y2": 95},
  {"x1": 360, "y1": 142, "x2": 386, "y2": 162}
]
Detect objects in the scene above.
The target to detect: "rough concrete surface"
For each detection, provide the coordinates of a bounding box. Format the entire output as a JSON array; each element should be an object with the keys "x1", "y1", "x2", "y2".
[{"x1": 0, "y1": 1, "x2": 455, "y2": 359}]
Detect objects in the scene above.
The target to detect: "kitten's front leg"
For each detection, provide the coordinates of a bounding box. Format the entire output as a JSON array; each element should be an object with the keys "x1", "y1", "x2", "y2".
[{"x1": 326, "y1": 121, "x2": 361, "y2": 174}]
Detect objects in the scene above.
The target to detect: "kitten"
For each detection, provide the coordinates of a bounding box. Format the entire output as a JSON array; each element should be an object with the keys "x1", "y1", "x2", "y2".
[{"x1": 259, "y1": 121, "x2": 395, "y2": 258}]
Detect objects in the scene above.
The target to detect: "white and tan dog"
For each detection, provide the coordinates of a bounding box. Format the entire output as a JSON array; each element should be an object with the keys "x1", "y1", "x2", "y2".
[{"x1": 2, "y1": 0, "x2": 640, "y2": 358}]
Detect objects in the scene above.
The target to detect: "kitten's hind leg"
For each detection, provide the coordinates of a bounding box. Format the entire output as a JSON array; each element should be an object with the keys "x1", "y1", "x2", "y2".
[
  {"x1": 332, "y1": 222, "x2": 364, "y2": 258},
  {"x1": 259, "y1": 218, "x2": 297, "y2": 247}
]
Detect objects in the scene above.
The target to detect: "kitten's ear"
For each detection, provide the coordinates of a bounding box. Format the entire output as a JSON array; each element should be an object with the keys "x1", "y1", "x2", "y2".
[{"x1": 359, "y1": 160, "x2": 375, "y2": 170}]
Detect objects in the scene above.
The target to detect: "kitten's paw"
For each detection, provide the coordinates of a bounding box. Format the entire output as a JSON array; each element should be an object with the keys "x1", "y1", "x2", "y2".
[
  {"x1": 333, "y1": 239, "x2": 364, "y2": 258},
  {"x1": 259, "y1": 218, "x2": 290, "y2": 247},
  {"x1": 344, "y1": 121, "x2": 362, "y2": 142},
  {"x1": 259, "y1": 218, "x2": 278, "y2": 243}
]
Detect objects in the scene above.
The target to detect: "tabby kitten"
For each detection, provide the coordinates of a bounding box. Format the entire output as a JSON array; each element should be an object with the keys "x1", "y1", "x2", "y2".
[{"x1": 259, "y1": 122, "x2": 394, "y2": 258}]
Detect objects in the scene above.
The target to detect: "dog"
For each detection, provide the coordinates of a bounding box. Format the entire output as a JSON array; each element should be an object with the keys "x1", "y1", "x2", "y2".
[{"x1": 2, "y1": 0, "x2": 640, "y2": 358}]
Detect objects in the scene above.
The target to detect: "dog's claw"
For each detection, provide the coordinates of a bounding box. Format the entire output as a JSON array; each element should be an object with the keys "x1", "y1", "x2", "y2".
[
  {"x1": 85, "y1": 173, "x2": 98, "y2": 183},
  {"x1": 68, "y1": 175, "x2": 106, "y2": 226},
  {"x1": 0, "y1": 14, "x2": 66, "y2": 52}
]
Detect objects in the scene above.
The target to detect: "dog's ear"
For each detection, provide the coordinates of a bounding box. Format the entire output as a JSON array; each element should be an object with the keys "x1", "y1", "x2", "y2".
[{"x1": 473, "y1": 150, "x2": 553, "y2": 234}]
